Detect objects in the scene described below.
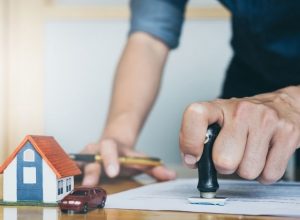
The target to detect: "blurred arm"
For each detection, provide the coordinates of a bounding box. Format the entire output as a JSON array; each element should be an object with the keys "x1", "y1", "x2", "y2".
[
  {"x1": 103, "y1": 32, "x2": 169, "y2": 146},
  {"x1": 81, "y1": 0, "x2": 188, "y2": 185}
]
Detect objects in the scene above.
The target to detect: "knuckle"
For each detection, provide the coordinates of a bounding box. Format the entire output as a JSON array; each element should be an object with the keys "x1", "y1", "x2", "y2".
[
  {"x1": 261, "y1": 107, "x2": 278, "y2": 127},
  {"x1": 213, "y1": 155, "x2": 238, "y2": 174},
  {"x1": 278, "y1": 119, "x2": 297, "y2": 134},
  {"x1": 184, "y1": 102, "x2": 208, "y2": 118},
  {"x1": 234, "y1": 101, "x2": 254, "y2": 120},
  {"x1": 99, "y1": 140, "x2": 119, "y2": 158},
  {"x1": 100, "y1": 139, "x2": 117, "y2": 150},
  {"x1": 214, "y1": 98, "x2": 226, "y2": 105}
]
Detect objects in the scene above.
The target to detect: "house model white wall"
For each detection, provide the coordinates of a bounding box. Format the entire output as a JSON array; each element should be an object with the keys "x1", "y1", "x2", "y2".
[{"x1": 0, "y1": 135, "x2": 81, "y2": 203}]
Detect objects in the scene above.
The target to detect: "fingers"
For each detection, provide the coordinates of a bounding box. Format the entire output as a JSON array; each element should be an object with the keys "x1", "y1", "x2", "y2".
[
  {"x1": 120, "y1": 147, "x2": 176, "y2": 181},
  {"x1": 100, "y1": 139, "x2": 120, "y2": 178},
  {"x1": 213, "y1": 116, "x2": 248, "y2": 174},
  {"x1": 145, "y1": 166, "x2": 176, "y2": 181},
  {"x1": 180, "y1": 94, "x2": 300, "y2": 184},
  {"x1": 236, "y1": 128, "x2": 270, "y2": 180},
  {"x1": 82, "y1": 163, "x2": 101, "y2": 186},
  {"x1": 259, "y1": 121, "x2": 299, "y2": 184},
  {"x1": 237, "y1": 108, "x2": 277, "y2": 180},
  {"x1": 81, "y1": 139, "x2": 120, "y2": 186},
  {"x1": 179, "y1": 102, "x2": 223, "y2": 167},
  {"x1": 81, "y1": 138, "x2": 175, "y2": 184},
  {"x1": 81, "y1": 143, "x2": 102, "y2": 186}
]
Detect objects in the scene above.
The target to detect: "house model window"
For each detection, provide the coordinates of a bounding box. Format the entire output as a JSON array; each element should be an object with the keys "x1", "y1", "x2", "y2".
[
  {"x1": 66, "y1": 178, "x2": 72, "y2": 192},
  {"x1": 23, "y1": 167, "x2": 36, "y2": 184},
  {"x1": 58, "y1": 180, "x2": 64, "y2": 195},
  {"x1": 23, "y1": 149, "x2": 35, "y2": 162}
]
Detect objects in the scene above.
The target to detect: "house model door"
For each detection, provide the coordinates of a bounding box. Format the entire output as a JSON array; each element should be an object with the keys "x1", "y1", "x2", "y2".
[{"x1": 17, "y1": 142, "x2": 43, "y2": 201}]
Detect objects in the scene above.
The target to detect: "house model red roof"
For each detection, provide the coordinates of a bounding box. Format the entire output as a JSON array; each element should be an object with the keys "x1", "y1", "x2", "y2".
[{"x1": 0, "y1": 135, "x2": 81, "y2": 178}]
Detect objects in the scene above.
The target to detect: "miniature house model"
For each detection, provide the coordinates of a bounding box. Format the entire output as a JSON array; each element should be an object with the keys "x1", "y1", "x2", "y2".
[{"x1": 0, "y1": 135, "x2": 81, "y2": 203}]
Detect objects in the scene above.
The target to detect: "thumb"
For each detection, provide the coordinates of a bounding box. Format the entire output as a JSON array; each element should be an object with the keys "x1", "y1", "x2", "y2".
[
  {"x1": 82, "y1": 162, "x2": 101, "y2": 186},
  {"x1": 81, "y1": 143, "x2": 102, "y2": 186},
  {"x1": 100, "y1": 139, "x2": 120, "y2": 178}
]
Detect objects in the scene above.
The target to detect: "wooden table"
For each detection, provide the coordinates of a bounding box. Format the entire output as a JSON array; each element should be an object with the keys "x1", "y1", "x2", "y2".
[{"x1": 0, "y1": 175, "x2": 298, "y2": 220}]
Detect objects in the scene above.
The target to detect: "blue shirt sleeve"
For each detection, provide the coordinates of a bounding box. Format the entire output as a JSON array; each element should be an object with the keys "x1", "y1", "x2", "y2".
[{"x1": 129, "y1": 0, "x2": 188, "y2": 49}]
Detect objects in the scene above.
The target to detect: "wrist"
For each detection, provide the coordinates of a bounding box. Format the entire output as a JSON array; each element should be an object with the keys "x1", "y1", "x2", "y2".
[
  {"x1": 101, "y1": 113, "x2": 140, "y2": 148},
  {"x1": 276, "y1": 86, "x2": 300, "y2": 108}
]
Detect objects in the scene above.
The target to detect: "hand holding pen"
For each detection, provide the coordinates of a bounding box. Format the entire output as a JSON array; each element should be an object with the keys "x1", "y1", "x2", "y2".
[{"x1": 79, "y1": 139, "x2": 176, "y2": 186}]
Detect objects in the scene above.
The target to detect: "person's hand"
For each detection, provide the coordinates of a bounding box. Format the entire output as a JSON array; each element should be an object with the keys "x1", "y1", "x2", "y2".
[
  {"x1": 180, "y1": 86, "x2": 300, "y2": 184},
  {"x1": 80, "y1": 138, "x2": 176, "y2": 186}
]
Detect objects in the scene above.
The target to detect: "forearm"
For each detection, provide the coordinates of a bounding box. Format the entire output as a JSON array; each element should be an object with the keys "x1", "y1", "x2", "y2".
[{"x1": 102, "y1": 32, "x2": 169, "y2": 147}]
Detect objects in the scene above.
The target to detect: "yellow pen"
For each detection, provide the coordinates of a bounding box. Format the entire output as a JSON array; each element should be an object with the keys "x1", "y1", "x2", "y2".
[{"x1": 69, "y1": 154, "x2": 163, "y2": 167}]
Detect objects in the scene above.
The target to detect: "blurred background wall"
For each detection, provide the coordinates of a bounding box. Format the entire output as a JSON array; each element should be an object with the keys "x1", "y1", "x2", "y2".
[
  {"x1": 0, "y1": 0, "x2": 6, "y2": 163},
  {"x1": 0, "y1": 0, "x2": 231, "y2": 165}
]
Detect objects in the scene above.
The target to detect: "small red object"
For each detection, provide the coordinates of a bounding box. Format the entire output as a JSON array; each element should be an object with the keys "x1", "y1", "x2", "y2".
[{"x1": 59, "y1": 186, "x2": 107, "y2": 213}]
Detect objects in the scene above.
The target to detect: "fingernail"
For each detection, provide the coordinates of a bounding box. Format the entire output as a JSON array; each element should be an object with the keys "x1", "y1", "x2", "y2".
[
  {"x1": 107, "y1": 164, "x2": 118, "y2": 177},
  {"x1": 184, "y1": 154, "x2": 197, "y2": 165}
]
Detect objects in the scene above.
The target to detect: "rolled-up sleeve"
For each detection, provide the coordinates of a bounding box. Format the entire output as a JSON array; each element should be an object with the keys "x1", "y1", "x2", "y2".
[{"x1": 129, "y1": 0, "x2": 188, "y2": 49}]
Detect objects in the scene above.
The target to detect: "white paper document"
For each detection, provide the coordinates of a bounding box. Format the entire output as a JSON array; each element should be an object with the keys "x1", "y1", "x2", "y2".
[{"x1": 106, "y1": 179, "x2": 300, "y2": 216}]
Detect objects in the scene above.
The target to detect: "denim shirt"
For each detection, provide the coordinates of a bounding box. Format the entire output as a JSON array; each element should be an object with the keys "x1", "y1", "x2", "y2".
[{"x1": 129, "y1": 0, "x2": 300, "y2": 98}]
